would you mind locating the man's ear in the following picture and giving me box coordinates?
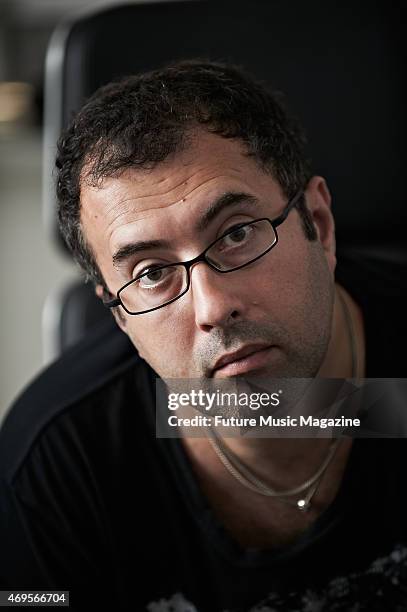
[305,176,336,273]
[95,285,104,300]
[95,284,127,332]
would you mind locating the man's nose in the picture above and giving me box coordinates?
[189,262,246,332]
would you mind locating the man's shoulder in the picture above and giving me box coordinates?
[0,318,156,482]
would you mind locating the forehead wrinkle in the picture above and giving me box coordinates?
[97,153,255,242]
[105,173,236,235]
[102,172,198,217]
[172,172,242,201]
[107,199,185,245]
[105,163,216,205]
[108,160,245,209]
[103,192,184,235]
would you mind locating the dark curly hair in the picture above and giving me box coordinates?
[56,59,316,289]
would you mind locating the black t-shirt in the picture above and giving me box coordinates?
[0,256,406,611]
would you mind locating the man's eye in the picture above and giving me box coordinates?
[133,262,163,279]
[136,265,161,279]
[220,224,253,247]
[137,267,171,289]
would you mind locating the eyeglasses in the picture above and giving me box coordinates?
[103,190,303,315]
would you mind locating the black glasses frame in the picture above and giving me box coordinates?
[104,190,303,315]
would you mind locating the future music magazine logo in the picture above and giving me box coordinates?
[155,378,407,438]
[155,377,372,437]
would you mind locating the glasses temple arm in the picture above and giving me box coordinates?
[103,297,121,309]
[272,190,304,228]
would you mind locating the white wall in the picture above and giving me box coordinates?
[0,127,78,423]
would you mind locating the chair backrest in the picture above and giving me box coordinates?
[42,0,406,353]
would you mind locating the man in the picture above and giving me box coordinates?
[0,61,406,611]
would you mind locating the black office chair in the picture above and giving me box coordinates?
[42,0,406,355]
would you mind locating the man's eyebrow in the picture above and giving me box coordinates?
[112,239,172,269]
[112,191,259,269]
[195,191,259,232]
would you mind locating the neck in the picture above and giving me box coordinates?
[181,282,365,503]
[319,282,365,379]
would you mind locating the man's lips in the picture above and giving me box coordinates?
[211,344,274,377]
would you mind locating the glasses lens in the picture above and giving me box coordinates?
[119,265,188,314]
[206,219,277,271]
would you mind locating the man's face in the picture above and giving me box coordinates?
[81,131,336,380]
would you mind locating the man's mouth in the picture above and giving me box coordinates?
[211,344,274,377]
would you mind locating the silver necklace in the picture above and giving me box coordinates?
[208,430,341,511]
[207,286,357,512]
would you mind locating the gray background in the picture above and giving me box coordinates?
[0,0,167,422]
